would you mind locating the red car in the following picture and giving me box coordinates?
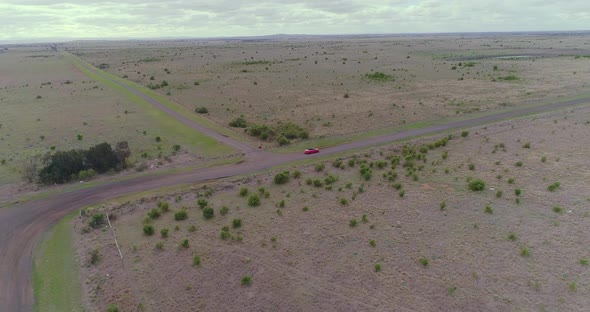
[304,148,320,154]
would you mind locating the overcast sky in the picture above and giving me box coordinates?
[0,0,589,40]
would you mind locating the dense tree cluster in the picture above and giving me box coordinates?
[38,142,130,184]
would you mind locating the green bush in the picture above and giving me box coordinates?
[160,228,169,238]
[106,304,120,312]
[248,194,260,207]
[547,182,561,192]
[349,219,358,227]
[484,206,493,214]
[340,198,348,206]
[174,209,188,221]
[369,240,376,247]
[193,255,201,266]
[277,135,290,146]
[274,171,290,184]
[514,189,522,196]
[419,258,429,266]
[220,206,229,216]
[158,201,169,212]
[203,207,214,219]
[143,224,155,236]
[241,275,252,286]
[229,116,247,128]
[552,206,563,214]
[461,131,469,138]
[89,214,105,228]
[365,72,393,82]
[468,179,485,191]
[374,263,382,272]
[312,179,323,187]
[147,208,161,219]
[180,239,189,248]
[232,218,242,228]
[195,107,208,114]
[239,187,249,197]
[292,170,301,178]
[197,199,208,209]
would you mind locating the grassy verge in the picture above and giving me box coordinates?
[67,53,251,146]
[70,57,234,158]
[33,212,83,312]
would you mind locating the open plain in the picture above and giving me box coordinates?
[0,32,589,312]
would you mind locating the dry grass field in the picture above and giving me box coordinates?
[0,47,234,186]
[67,34,590,142]
[72,104,590,312]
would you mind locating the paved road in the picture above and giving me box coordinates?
[1,60,589,311]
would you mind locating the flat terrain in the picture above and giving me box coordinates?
[1,34,589,312]
[71,104,590,312]
[67,34,590,140]
[0,47,234,185]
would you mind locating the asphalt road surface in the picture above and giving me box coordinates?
[1,60,588,311]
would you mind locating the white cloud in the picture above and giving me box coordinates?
[0,0,588,40]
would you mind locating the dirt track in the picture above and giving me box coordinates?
[0,60,589,311]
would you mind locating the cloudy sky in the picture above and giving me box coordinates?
[0,0,589,40]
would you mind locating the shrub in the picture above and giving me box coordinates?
[203,207,214,219]
[552,206,563,214]
[277,135,290,146]
[484,206,493,214]
[468,179,485,191]
[315,163,325,172]
[374,263,382,272]
[160,228,169,238]
[232,218,242,228]
[522,142,531,148]
[158,201,169,212]
[106,304,120,312]
[89,214,105,228]
[340,198,348,206]
[155,241,164,250]
[440,201,446,210]
[143,224,155,236]
[220,206,229,216]
[419,258,429,266]
[507,178,515,184]
[248,194,260,207]
[196,199,208,209]
[88,249,100,265]
[362,214,368,223]
[229,116,247,128]
[241,275,252,286]
[365,72,393,82]
[312,179,323,187]
[349,219,358,227]
[195,107,208,114]
[369,240,376,247]
[274,171,290,184]
[547,182,561,192]
[193,255,201,266]
[302,206,309,212]
[515,161,523,167]
[292,170,301,178]
[147,208,161,219]
[496,190,503,198]
[520,246,530,257]
[220,227,230,240]
[360,164,372,181]
[174,209,188,221]
[188,225,197,232]
[180,239,189,248]
[468,163,475,170]
[461,131,469,138]
[508,233,517,241]
[398,190,405,197]
[239,187,249,197]
[580,258,589,266]
[514,189,522,196]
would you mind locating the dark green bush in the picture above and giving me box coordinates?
[197,199,208,209]
[274,171,290,184]
[174,209,188,221]
[232,218,242,228]
[229,116,247,128]
[89,214,105,228]
[203,207,214,219]
[147,208,160,219]
[195,107,208,114]
[468,179,485,191]
[143,224,155,236]
[248,194,260,207]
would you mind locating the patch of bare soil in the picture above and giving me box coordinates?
[73,105,590,311]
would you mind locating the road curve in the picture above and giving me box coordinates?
[1,70,589,311]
